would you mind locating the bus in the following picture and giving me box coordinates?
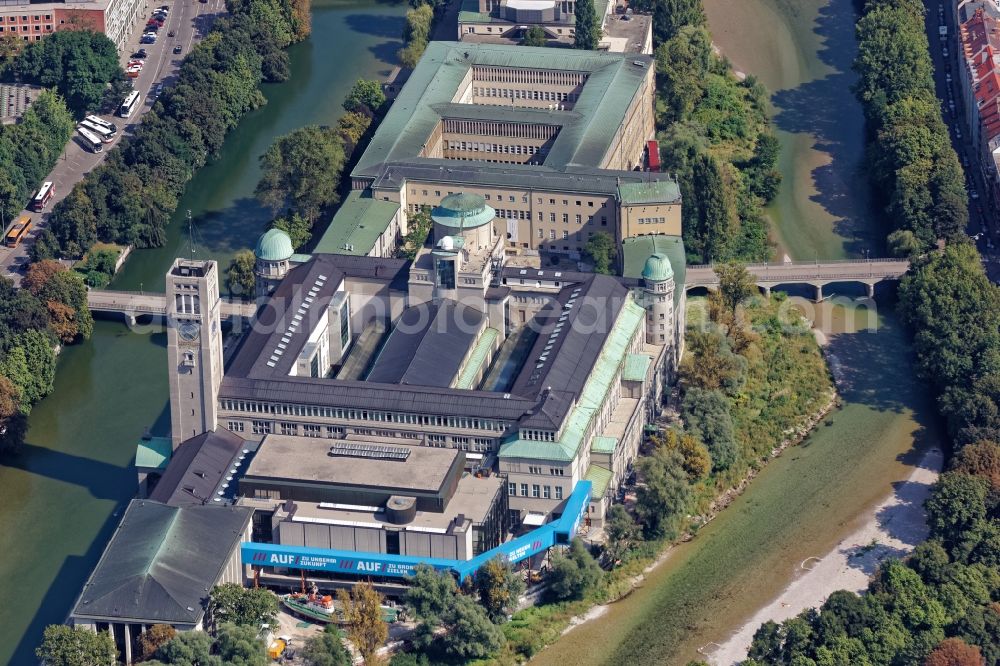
[4,215,32,248]
[31,182,54,212]
[118,90,141,118]
[85,115,118,136]
[79,120,115,143]
[77,126,105,153]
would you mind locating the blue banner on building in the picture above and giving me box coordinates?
[242,480,591,581]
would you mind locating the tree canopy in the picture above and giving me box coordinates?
[36,625,117,666]
[546,538,603,601]
[207,583,278,629]
[574,0,601,50]
[255,124,346,222]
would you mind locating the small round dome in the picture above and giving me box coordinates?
[438,235,455,251]
[642,253,673,282]
[431,192,495,229]
[255,228,294,262]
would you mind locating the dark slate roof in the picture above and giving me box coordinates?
[227,254,410,380]
[219,376,536,421]
[366,300,485,387]
[72,500,252,625]
[510,274,628,407]
[500,265,592,285]
[149,429,246,506]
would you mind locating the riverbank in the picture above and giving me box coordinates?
[709,443,943,664]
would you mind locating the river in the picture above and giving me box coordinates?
[531,0,941,664]
[0,2,406,662]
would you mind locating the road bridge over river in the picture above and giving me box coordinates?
[87,289,257,323]
[685,259,910,300]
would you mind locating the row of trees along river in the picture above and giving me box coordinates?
[0,0,941,664]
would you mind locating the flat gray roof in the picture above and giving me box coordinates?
[243,434,462,495]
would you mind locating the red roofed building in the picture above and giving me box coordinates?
[959,4,1000,214]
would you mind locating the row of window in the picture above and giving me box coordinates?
[521,429,556,442]
[471,87,578,104]
[0,24,51,32]
[526,465,566,476]
[232,418,497,451]
[220,399,509,432]
[472,65,588,87]
[0,14,52,21]
[509,482,564,500]
[407,189,603,211]
[636,216,668,225]
[443,118,558,140]
[443,140,544,155]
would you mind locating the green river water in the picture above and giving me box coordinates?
[0,2,407,662]
[1,0,938,664]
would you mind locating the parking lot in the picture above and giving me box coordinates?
[0,0,227,282]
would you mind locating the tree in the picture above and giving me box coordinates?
[145,630,219,666]
[678,329,746,393]
[207,583,278,629]
[15,31,122,117]
[0,375,20,423]
[547,538,602,601]
[0,330,57,413]
[925,637,986,666]
[214,623,268,665]
[574,0,601,50]
[604,504,641,562]
[23,260,67,296]
[680,388,738,471]
[343,79,385,116]
[255,125,346,221]
[137,625,176,662]
[635,448,692,538]
[655,27,712,120]
[654,428,711,480]
[716,262,756,314]
[888,229,923,257]
[228,250,257,300]
[522,25,547,47]
[686,152,734,262]
[272,213,312,250]
[400,206,432,260]
[337,581,388,664]
[36,625,117,666]
[438,594,506,660]
[300,625,351,666]
[473,556,524,622]
[584,231,615,274]
[336,112,372,154]
[951,440,1000,490]
[405,564,457,625]
[924,473,989,554]
[398,5,433,68]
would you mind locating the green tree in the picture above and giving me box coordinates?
[300,625,351,666]
[473,556,524,622]
[635,448,692,538]
[678,329,746,393]
[398,5,433,68]
[887,229,923,257]
[255,125,346,222]
[924,473,989,555]
[655,27,712,120]
[0,330,56,413]
[716,261,757,314]
[144,630,218,666]
[400,206,433,260]
[604,504,641,562]
[272,213,312,250]
[687,152,733,262]
[654,428,711,480]
[207,583,278,629]
[214,623,268,666]
[337,581,388,664]
[547,538,602,601]
[336,111,372,153]
[574,0,601,50]
[405,564,458,625]
[584,231,615,274]
[681,387,737,471]
[438,594,506,659]
[343,79,386,116]
[36,625,117,666]
[228,250,257,300]
[521,25,547,46]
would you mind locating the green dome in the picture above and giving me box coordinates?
[431,192,495,229]
[642,253,673,282]
[255,228,294,262]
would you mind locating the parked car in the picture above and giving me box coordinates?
[173,44,183,54]
[133,48,148,58]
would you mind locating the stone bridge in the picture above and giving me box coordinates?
[685,259,911,301]
[87,289,257,323]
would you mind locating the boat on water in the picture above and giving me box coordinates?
[280,591,400,625]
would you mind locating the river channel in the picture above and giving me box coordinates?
[531,0,940,664]
[0,1,406,662]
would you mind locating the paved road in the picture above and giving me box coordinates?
[927,0,1000,281]
[0,0,227,282]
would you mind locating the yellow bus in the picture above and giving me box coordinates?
[4,215,32,248]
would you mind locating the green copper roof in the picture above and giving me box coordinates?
[622,234,686,307]
[455,327,500,389]
[352,42,655,179]
[255,228,294,262]
[136,437,172,470]
[618,180,682,205]
[314,191,400,256]
[584,464,613,497]
[591,435,617,454]
[500,298,646,462]
[641,252,673,282]
[622,353,651,382]
[432,192,495,229]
